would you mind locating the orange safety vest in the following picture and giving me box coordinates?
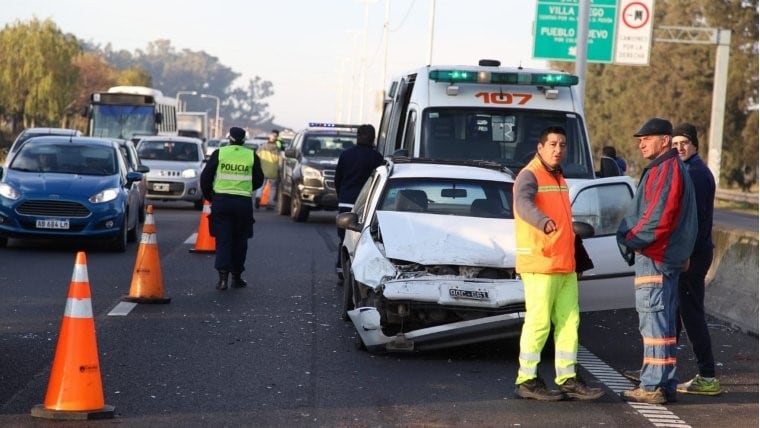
[514,156,575,274]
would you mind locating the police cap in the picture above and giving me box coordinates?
[229,127,246,143]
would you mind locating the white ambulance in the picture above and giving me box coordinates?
[375,59,636,311]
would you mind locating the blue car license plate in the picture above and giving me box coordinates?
[36,219,70,230]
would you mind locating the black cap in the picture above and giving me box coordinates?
[673,123,699,149]
[633,118,672,137]
[229,127,246,143]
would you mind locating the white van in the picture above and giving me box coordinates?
[376,59,636,311]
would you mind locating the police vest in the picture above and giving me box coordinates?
[213,145,254,197]
[514,156,575,274]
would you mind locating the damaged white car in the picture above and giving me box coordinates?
[337,159,525,352]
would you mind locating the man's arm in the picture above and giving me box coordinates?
[200,151,219,201]
[513,170,550,232]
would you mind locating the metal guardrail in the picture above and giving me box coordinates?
[715,189,758,204]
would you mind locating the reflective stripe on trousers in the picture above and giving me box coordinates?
[516,272,579,385]
[634,254,679,393]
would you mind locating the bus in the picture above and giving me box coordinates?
[84,86,178,140]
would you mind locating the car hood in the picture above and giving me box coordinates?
[376,211,515,267]
[5,171,119,196]
[302,158,338,169]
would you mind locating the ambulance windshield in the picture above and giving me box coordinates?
[419,108,593,178]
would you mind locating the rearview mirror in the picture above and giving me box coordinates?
[336,212,362,232]
[573,221,595,239]
[441,188,467,198]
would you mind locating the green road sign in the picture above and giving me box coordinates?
[533,0,618,63]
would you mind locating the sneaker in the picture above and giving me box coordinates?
[516,378,564,401]
[620,387,667,404]
[622,369,641,383]
[560,376,605,400]
[677,375,722,396]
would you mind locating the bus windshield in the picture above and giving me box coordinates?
[91,105,156,140]
[419,108,593,178]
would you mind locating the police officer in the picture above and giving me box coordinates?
[201,126,264,290]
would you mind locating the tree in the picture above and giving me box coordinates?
[227,77,275,129]
[0,18,80,132]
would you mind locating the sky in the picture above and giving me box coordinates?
[2,0,547,131]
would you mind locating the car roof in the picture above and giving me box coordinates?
[21,136,119,148]
[389,160,514,182]
[19,127,81,136]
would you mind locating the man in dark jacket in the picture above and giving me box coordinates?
[333,124,384,279]
[671,123,721,395]
[201,126,264,290]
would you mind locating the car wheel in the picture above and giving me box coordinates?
[290,185,309,222]
[110,217,128,253]
[277,185,291,216]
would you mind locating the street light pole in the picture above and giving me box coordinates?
[201,94,221,138]
[175,91,197,112]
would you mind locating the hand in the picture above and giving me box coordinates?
[543,219,557,234]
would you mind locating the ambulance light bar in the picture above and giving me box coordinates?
[428,70,579,86]
[308,122,360,129]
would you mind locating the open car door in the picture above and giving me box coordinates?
[569,176,636,311]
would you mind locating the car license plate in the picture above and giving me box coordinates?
[449,288,489,300]
[153,183,170,192]
[36,219,70,230]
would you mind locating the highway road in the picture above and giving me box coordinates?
[0,203,756,427]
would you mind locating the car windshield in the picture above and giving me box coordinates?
[302,134,356,157]
[138,141,199,161]
[419,107,593,178]
[378,177,513,218]
[11,143,117,175]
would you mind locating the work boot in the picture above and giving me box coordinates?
[216,271,229,290]
[231,272,247,288]
[620,387,667,404]
[559,376,605,400]
[515,378,564,401]
[622,369,641,383]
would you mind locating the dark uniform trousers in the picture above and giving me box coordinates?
[211,194,254,274]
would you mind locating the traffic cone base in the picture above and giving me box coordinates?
[31,404,115,420]
[32,252,114,420]
[123,205,171,304]
[190,199,215,254]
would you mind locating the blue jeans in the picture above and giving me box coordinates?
[634,254,679,394]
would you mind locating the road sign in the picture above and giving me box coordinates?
[533,0,619,63]
[614,0,655,65]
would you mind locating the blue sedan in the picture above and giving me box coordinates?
[0,136,143,252]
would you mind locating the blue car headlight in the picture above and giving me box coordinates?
[0,183,20,200]
[89,188,119,203]
[181,169,198,178]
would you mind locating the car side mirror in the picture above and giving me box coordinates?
[336,212,362,232]
[126,171,144,183]
[284,148,297,158]
[573,221,595,239]
[137,165,150,173]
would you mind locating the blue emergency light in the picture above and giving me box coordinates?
[429,69,578,86]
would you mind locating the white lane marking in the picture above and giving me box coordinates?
[107,301,138,316]
[185,232,197,245]
[578,346,691,428]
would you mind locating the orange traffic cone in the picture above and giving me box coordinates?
[123,205,171,303]
[31,252,115,420]
[189,199,215,253]
[260,180,271,207]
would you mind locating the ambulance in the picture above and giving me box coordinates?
[375,59,637,311]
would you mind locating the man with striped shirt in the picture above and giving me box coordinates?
[617,118,697,404]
